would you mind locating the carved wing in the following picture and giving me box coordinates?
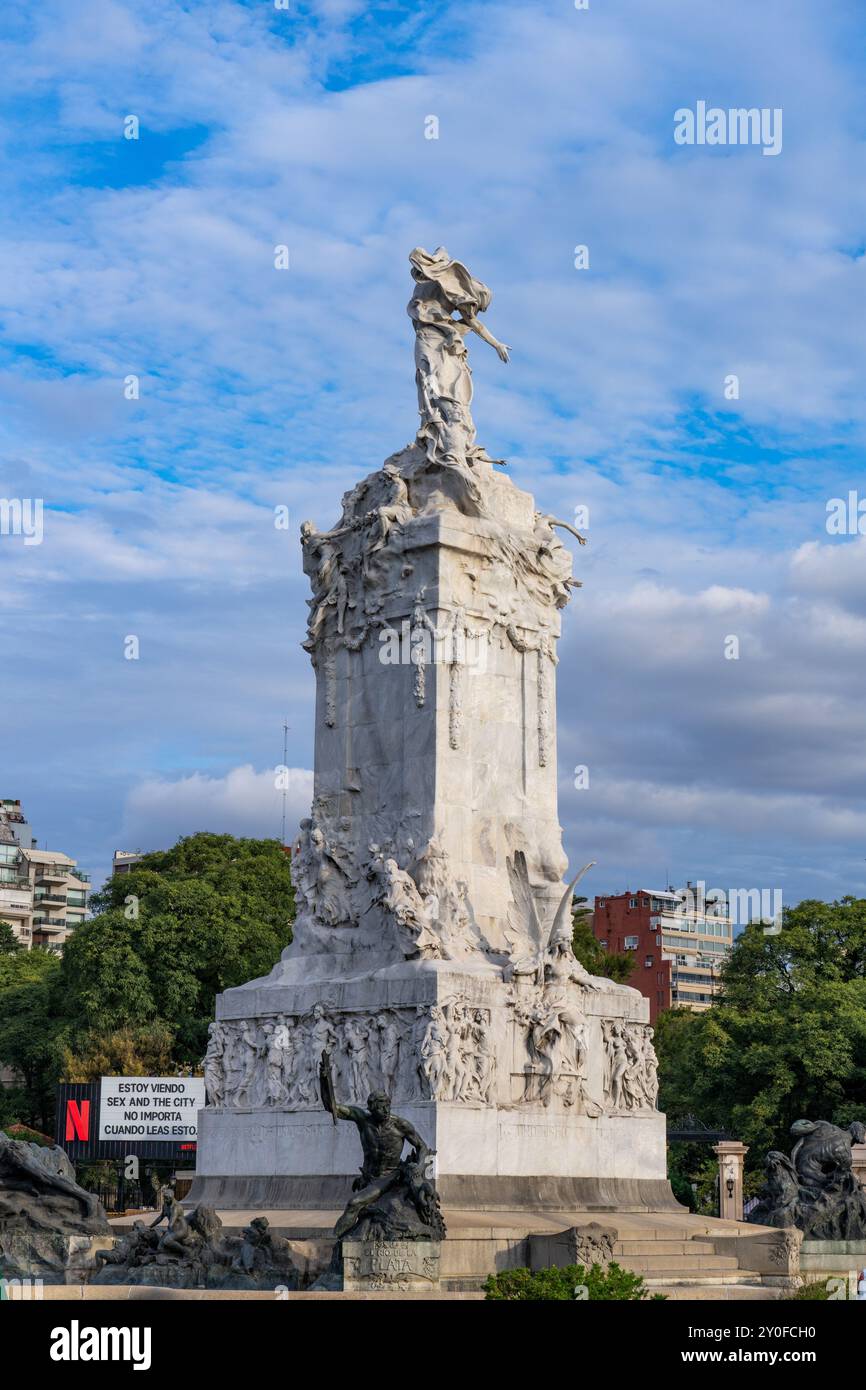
[506,850,544,951]
[546,862,596,950]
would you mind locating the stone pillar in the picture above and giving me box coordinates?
[852,1142,866,1194]
[714,1141,749,1222]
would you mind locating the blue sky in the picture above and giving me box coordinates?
[1,0,865,907]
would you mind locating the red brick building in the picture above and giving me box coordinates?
[592,885,733,1023]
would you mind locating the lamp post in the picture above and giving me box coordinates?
[713,1141,749,1222]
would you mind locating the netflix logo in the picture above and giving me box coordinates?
[65,1098,91,1143]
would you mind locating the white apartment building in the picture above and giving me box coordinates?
[651,883,735,1010]
[0,798,90,951]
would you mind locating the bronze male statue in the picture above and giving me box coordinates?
[318,1052,445,1241]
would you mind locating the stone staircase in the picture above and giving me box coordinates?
[613,1234,778,1300]
[175,1207,796,1299]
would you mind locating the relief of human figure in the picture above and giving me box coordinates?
[602,1022,630,1112]
[419,1004,449,1100]
[202,1022,226,1108]
[301,524,350,651]
[621,1025,651,1111]
[641,1027,659,1109]
[293,820,351,928]
[519,999,562,1104]
[367,854,443,959]
[295,1004,336,1107]
[375,1012,402,1096]
[467,1008,495,1103]
[442,1000,471,1102]
[412,835,486,958]
[341,1014,372,1103]
[361,464,413,595]
[529,512,585,608]
[407,246,509,473]
[233,1020,261,1109]
[263,1017,292,1107]
[221,1024,245,1108]
[408,1004,431,1099]
[280,1020,302,1106]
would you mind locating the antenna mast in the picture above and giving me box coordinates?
[281,718,289,846]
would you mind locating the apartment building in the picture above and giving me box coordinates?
[112,850,145,875]
[592,883,734,1021]
[0,798,90,951]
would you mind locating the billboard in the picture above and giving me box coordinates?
[56,1077,205,1162]
[98,1076,205,1142]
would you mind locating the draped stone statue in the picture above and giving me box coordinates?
[407,246,509,472]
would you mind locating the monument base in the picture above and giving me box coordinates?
[192,959,672,1217]
[340,1239,442,1293]
[186,1172,681,1213]
[165,1207,793,1296]
[800,1239,866,1284]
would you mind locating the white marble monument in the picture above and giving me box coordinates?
[190,247,673,1212]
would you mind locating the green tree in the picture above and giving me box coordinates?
[0,919,22,954]
[0,833,296,1131]
[656,898,866,1161]
[61,833,296,1068]
[60,1023,177,1081]
[572,898,635,985]
[0,947,65,1131]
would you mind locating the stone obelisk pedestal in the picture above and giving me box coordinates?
[191,456,671,1215]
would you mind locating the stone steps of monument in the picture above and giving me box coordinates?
[648,1282,781,1301]
[618,1254,743,1273]
[642,1269,764,1287]
[615,1239,718,1257]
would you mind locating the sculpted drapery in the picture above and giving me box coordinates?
[407,246,509,469]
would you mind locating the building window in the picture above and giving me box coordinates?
[624,934,639,950]
[597,899,605,908]
[628,898,637,909]
[644,956,653,968]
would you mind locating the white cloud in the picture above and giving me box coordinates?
[2,0,865,906]
[120,764,314,849]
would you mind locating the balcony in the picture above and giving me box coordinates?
[35,866,70,883]
[35,893,67,906]
[31,917,67,933]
